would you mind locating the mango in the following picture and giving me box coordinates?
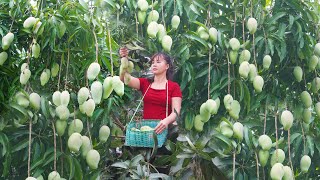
[77,87,89,105]
[194,115,204,132]
[280,110,293,130]
[86,149,100,169]
[253,75,264,93]
[16,92,29,108]
[248,64,257,82]
[233,122,243,141]
[229,38,240,51]
[87,62,101,81]
[206,99,218,114]
[40,71,49,86]
[52,91,61,106]
[23,17,37,29]
[138,11,146,24]
[247,17,257,34]
[293,66,303,82]
[315,102,320,117]
[197,27,209,40]
[56,120,67,136]
[103,77,113,99]
[208,27,218,44]
[220,121,233,138]
[300,91,312,108]
[26,177,37,180]
[84,99,95,117]
[147,10,159,24]
[258,134,272,150]
[29,93,41,111]
[55,105,70,120]
[270,149,285,166]
[259,150,269,167]
[239,61,250,79]
[33,21,43,35]
[223,94,233,111]
[121,57,129,69]
[2,32,14,50]
[302,108,311,124]
[68,119,83,136]
[309,55,319,71]
[229,100,240,120]
[270,163,284,180]
[20,68,31,85]
[112,76,124,96]
[21,63,29,72]
[51,63,59,78]
[0,52,8,65]
[147,21,159,38]
[157,24,166,42]
[171,15,180,30]
[32,43,40,58]
[263,55,272,70]
[282,166,293,180]
[229,50,238,64]
[314,43,320,57]
[311,77,320,93]
[68,132,82,153]
[91,81,103,104]
[300,155,311,173]
[60,90,70,106]
[99,125,110,143]
[162,35,172,52]
[48,171,60,180]
[137,0,148,11]
[124,72,131,85]
[239,50,251,64]
[81,136,92,158]
[127,61,134,73]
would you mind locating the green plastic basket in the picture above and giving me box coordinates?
[125,120,168,148]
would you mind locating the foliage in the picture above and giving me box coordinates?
[0,0,320,179]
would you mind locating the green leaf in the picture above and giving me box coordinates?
[0,132,9,157]
[12,138,29,153]
[40,96,50,120]
[307,135,314,156]
[111,162,129,169]
[184,32,208,48]
[73,157,83,180]
[189,4,200,16]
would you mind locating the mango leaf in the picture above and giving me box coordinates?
[12,138,30,153]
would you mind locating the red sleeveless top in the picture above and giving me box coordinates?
[138,78,182,120]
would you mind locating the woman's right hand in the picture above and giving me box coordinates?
[119,47,128,58]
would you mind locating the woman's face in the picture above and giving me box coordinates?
[151,56,169,75]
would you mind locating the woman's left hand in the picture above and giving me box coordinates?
[155,119,169,134]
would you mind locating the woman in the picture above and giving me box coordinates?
[119,47,182,134]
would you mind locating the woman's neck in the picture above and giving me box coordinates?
[153,74,167,83]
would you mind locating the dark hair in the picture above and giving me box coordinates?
[148,52,174,82]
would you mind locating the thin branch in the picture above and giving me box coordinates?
[52,121,57,171]
[92,28,99,63]
[28,119,32,177]
[57,53,63,91]
[64,47,70,90]
[300,122,306,155]
[208,49,211,100]
[255,151,259,180]
[227,52,231,94]
[107,28,113,76]
[232,150,236,180]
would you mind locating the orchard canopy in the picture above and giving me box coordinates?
[1,0,320,179]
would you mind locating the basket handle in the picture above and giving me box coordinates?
[128,81,169,125]
[128,84,151,125]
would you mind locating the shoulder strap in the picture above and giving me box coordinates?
[128,84,151,124]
